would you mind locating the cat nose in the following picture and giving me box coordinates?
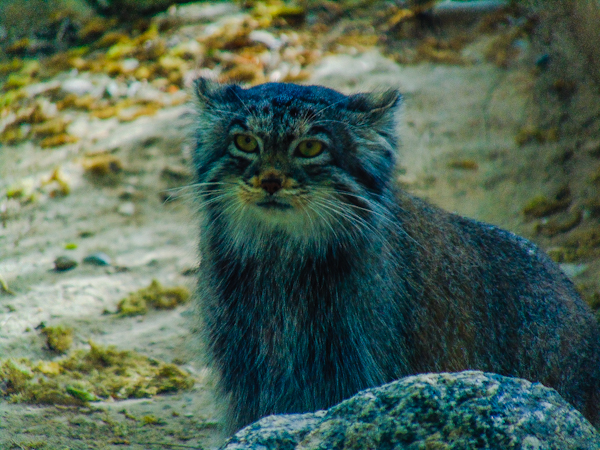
[261,177,282,195]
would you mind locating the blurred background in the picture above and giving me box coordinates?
[1,1,600,448]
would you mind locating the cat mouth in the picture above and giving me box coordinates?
[256,199,292,210]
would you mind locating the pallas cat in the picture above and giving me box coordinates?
[191,78,600,432]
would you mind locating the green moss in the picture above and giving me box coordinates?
[522,187,571,219]
[591,167,600,184]
[141,414,165,426]
[16,441,46,450]
[2,73,32,90]
[0,88,25,108]
[66,385,100,402]
[576,284,600,311]
[547,226,600,262]
[42,325,74,354]
[117,292,148,316]
[534,210,582,237]
[117,279,190,317]
[0,359,34,395]
[0,342,194,406]
[0,58,24,75]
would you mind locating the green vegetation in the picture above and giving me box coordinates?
[117,279,190,317]
[0,342,194,406]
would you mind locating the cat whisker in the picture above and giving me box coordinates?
[312,97,351,119]
[334,192,395,224]
[306,201,342,244]
[298,202,325,255]
[200,106,243,119]
[167,181,238,193]
[334,191,423,249]
[192,191,239,214]
[231,89,259,122]
[313,197,388,245]
[164,182,237,202]
[311,198,375,244]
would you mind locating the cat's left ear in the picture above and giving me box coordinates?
[346,89,402,129]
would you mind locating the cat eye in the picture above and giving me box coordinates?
[234,134,259,153]
[296,140,324,158]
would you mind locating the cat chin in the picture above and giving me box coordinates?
[217,202,335,254]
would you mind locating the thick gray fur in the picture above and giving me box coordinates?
[191,79,600,432]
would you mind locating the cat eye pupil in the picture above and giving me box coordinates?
[234,134,258,153]
[297,140,323,158]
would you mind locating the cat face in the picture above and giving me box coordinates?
[192,79,401,249]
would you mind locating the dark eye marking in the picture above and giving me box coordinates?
[228,118,248,131]
[307,125,331,136]
[227,154,253,169]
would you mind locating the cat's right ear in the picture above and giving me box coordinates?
[193,78,224,110]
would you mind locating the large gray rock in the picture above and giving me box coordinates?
[222,371,600,450]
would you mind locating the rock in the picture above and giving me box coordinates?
[222,371,600,450]
[154,2,240,24]
[249,30,282,50]
[559,263,588,278]
[84,0,191,17]
[61,78,94,96]
[83,252,112,266]
[117,202,135,216]
[54,256,77,272]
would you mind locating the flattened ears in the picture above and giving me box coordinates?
[346,89,403,127]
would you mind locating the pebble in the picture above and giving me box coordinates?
[249,30,282,50]
[559,263,588,279]
[118,202,136,216]
[54,256,78,271]
[83,252,112,266]
[61,78,94,96]
[158,2,240,24]
[120,58,140,73]
[24,80,61,97]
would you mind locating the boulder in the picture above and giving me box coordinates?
[222,371,600,450]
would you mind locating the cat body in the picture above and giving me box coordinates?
[191,79,600,431]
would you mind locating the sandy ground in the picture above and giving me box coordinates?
[1,9,599,449]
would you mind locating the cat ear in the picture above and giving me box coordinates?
[193,78,225,109]
[346,89,402,128]
[194,78,245,115]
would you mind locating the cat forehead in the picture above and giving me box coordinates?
[233,84,349,128]
[242,82,346,104]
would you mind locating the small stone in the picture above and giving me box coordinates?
[54,256,77,271]
[559,263,588,278]
[249,30,282,50]
[118,202,135,216]
[83,252,112,266]
[61,78,94,96]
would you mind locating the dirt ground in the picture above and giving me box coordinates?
[1,2,600,449]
